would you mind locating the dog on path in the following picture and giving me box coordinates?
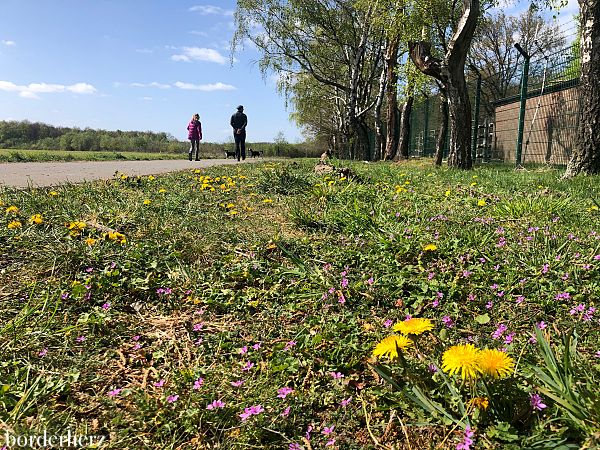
[224,150,236,159]
[249,149,263,158]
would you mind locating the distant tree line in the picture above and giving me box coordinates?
[0,120,320,158]
[0,120,185,153]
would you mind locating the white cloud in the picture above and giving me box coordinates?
[130,82,171,89]
[1,40,16,46]
[0,80,96,98]
[135,48,153,54]
[171,47,228,64]
[174,81,236,91]
[189,5,234,16]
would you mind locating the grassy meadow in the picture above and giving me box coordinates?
[0,159,599,449]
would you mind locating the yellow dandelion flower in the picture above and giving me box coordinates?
[143,199,151,205]
[49,191,59,197]
[7,220,22,229]
[472,175,478,179]
[423,244,437,252]
[477,199,487,207]
[68,221,86,232]
[471,182,478,187]
[229,210,238,215]
[148,175,156,181]
[85,238,97,246]
[263,198,273,203]
[29,214,43,224]
[393,317,434,335]
[6,205,19,214]
[470,397,489,410]
[226,203,235,208]
[395,185,406,194]
[588,205,599,212]
[445,190,451,197]
[477,349,514,379]
[441,344,480,380]
[372,335,412,360]
[158,188,167,194]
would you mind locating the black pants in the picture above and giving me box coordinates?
[234,131,246,161]
[189,139,200,160]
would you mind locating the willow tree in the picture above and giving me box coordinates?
[232,0,384,160]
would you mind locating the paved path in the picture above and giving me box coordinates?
[0,158,261,188]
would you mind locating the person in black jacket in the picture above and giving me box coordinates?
[230,105,248,161]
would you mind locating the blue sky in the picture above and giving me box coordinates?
[0,1,579,144]
[0,1,303,143]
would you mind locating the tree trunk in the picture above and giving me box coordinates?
[408,0,479,169]
[435,88,448,166]
[384,38,400,161]
[445,68,473,168]
[398,95,414,159]
[564,0,600,177]
[374,51,388,161]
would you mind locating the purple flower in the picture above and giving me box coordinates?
[504,333,515,344]
[383,319,393,328]
[283,341,296,351]
[38,348,48,357]
[239,346,248,355]
[102,302,111,310]
[193,322,203,331]
[542,264,549,274]
[153,379,165,388]
[76,335,86,343]
[366,277,374,285]
[341,278,349,288]
[330,371,344,379]
[132,335,140,341]
[193,378,204,390]
[428,364,438,373]
[277,386,294,399]
[206,400,225,410]
[442,316,454,328]
[231,379,245,387]
[281,406,291,417]
[252,342,261,350]
[432,299,439,308]
[242,361,254,371]
[322,425,335,435]
[486,301,493,310]
[167,394,179,403]
[326,439,336,447]
[289,444,302,450]
[338,291,346,304]
[108,388,122,398]
[239,404,264,421]
[515,295,525,305]
[530,393,547,411]
[492,324,507,339]
[536,321,547,329]
[456,425,474,450]
[340,396,352,407]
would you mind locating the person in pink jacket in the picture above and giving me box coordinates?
[187,113,203,161]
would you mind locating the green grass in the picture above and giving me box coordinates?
[0,160,599,449]
[0,149,189,163]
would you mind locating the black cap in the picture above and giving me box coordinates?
[237,105,244,111]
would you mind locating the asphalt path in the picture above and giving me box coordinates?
[0,158,263,188]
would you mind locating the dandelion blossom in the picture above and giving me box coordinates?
[393,317,434,336]
[442,344,480,380]
[423,244,438,252]
[477,349,514,379]
[372,335,412,360]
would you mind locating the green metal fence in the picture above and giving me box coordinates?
[406,41,581,165]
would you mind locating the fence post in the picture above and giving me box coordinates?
[515,43,530,167]
[423,98,430,156]
[472,71,482,162]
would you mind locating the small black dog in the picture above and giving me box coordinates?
[224,150,236,159]
[249,149,262,158]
